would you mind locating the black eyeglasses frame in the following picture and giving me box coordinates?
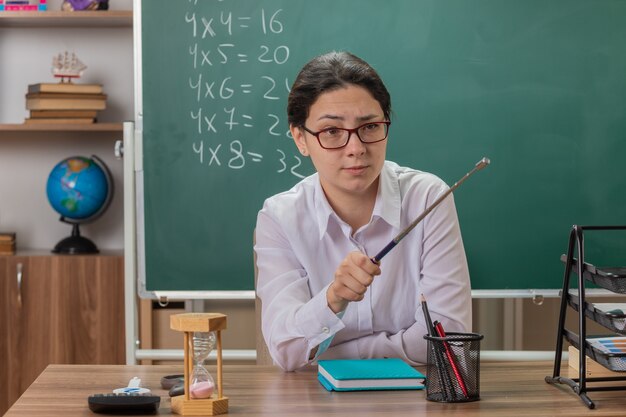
[301,121,391,150]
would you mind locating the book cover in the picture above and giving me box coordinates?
[30,110,98,119]
[588,336,626,354]
[28,83,103,95]
[3,0,46,11]
[26,92,106,100]
[0,238,16,255]
[317,358,425,391]
[568,346,619,377]
[0,242,15,251]
[25,118,95,125]
[26,97,107,111]
[0,232,16,242]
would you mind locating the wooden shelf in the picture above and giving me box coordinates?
[1,249,124,257]
[0,10,132,28]
[0,123,123,132]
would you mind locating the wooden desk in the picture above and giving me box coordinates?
[5,362,626,416]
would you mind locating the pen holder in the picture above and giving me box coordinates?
[423,332,484,403]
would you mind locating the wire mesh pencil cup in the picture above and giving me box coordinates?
[423,332,484,403]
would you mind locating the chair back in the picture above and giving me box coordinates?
[254,232,273,365]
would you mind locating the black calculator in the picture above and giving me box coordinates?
[87,392,160,414]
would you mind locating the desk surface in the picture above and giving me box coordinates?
[5,362,626,416]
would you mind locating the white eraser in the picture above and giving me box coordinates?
[112,376,151,395]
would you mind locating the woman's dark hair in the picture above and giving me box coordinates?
[287,51,391,127]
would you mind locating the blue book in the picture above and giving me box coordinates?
[317,358,425,392]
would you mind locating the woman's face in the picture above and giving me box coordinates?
[291,85,388,204]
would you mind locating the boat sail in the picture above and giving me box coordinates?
[52,52,87,82]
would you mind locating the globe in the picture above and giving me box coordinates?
[46,155,113,254]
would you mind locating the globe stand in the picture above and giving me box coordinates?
[52,222,99,254]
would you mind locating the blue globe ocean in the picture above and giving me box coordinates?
[46,156,109,221]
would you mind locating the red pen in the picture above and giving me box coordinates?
[434,321,469,398]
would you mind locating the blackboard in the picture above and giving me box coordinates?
[138,0,626,293]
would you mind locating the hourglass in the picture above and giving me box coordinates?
[190,331,216,399]
[170,313,229,415]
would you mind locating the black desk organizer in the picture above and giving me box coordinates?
[546,225,626,409]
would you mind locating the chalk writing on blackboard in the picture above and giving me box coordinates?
[183,4,303,178]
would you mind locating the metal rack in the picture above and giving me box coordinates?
[546,225,626,409]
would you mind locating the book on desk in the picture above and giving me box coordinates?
[317,358,425,392]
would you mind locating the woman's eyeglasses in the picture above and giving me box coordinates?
[302,121,390,150]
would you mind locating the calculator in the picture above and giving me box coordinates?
[87,392,160,414]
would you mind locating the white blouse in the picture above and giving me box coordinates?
[254,161,472,371]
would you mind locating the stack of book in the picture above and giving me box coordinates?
[0,232,16,255]
[1,0,47,11]
[25,83,106,125]
[317,358,425,391]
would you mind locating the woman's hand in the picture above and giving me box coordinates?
[326,251,381,313]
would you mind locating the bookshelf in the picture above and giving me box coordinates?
[0,8,132,412]
[0,123,123,133]
[0,2,133,248]
[0,9,132,131]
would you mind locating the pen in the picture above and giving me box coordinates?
[421,294,455,400]
[434,320,469,398]
[420,294,437,336]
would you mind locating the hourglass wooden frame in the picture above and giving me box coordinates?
[170,313,228,416]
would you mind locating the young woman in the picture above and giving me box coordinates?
[254,51,471,371]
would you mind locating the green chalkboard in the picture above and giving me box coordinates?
[139,0,626,292]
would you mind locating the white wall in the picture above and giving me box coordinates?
[0,0,133,250]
